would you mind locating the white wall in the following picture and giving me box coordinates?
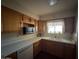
[2,0,39,20]
[42,10,77,40]
[40,10,76,20]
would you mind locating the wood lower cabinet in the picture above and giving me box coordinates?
[63,44,76,59]
[40,39,76,59]
[33,41,41,57]
[41,39,63,58]
[5,39,76,59]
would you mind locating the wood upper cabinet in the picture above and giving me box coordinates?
[35,20,38,32]
[38,20,43,33]
[33,41,41,57]
[22,15,35,25]
[2,6,22,32]
[22,15,29,23]
[1,6,37,33]
[31,18,35,24]
[38,20,45,33]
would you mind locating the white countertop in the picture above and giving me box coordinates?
[40,37,75,44]
[1,36,76,57]
[2,37,41,57]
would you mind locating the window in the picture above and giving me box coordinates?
[47,20,64,34]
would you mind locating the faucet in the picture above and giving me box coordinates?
[54,36,56,38]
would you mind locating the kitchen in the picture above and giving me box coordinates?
[1,0,78,59]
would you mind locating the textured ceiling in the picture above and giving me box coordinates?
[2,0,77,16]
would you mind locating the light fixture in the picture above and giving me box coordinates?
[49,0,58,6]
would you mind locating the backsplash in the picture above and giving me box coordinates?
[2,32,37,40]
[1,32,18,40]
[1,32,37,47]
[43,33,74,40]
[73,33,78,41]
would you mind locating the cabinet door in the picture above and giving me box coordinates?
[30,18,35,24]
[64,44,76,59]
[23,15,35,25]
[40,39,46,52]
[2,6,22,32]
[38,21,45,33]
[41,39,63,58]
[23,15,30,24]
[33,41,41,57]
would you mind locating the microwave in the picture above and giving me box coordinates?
[22,27,35,34]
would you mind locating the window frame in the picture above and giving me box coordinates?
[47,19,65,34]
